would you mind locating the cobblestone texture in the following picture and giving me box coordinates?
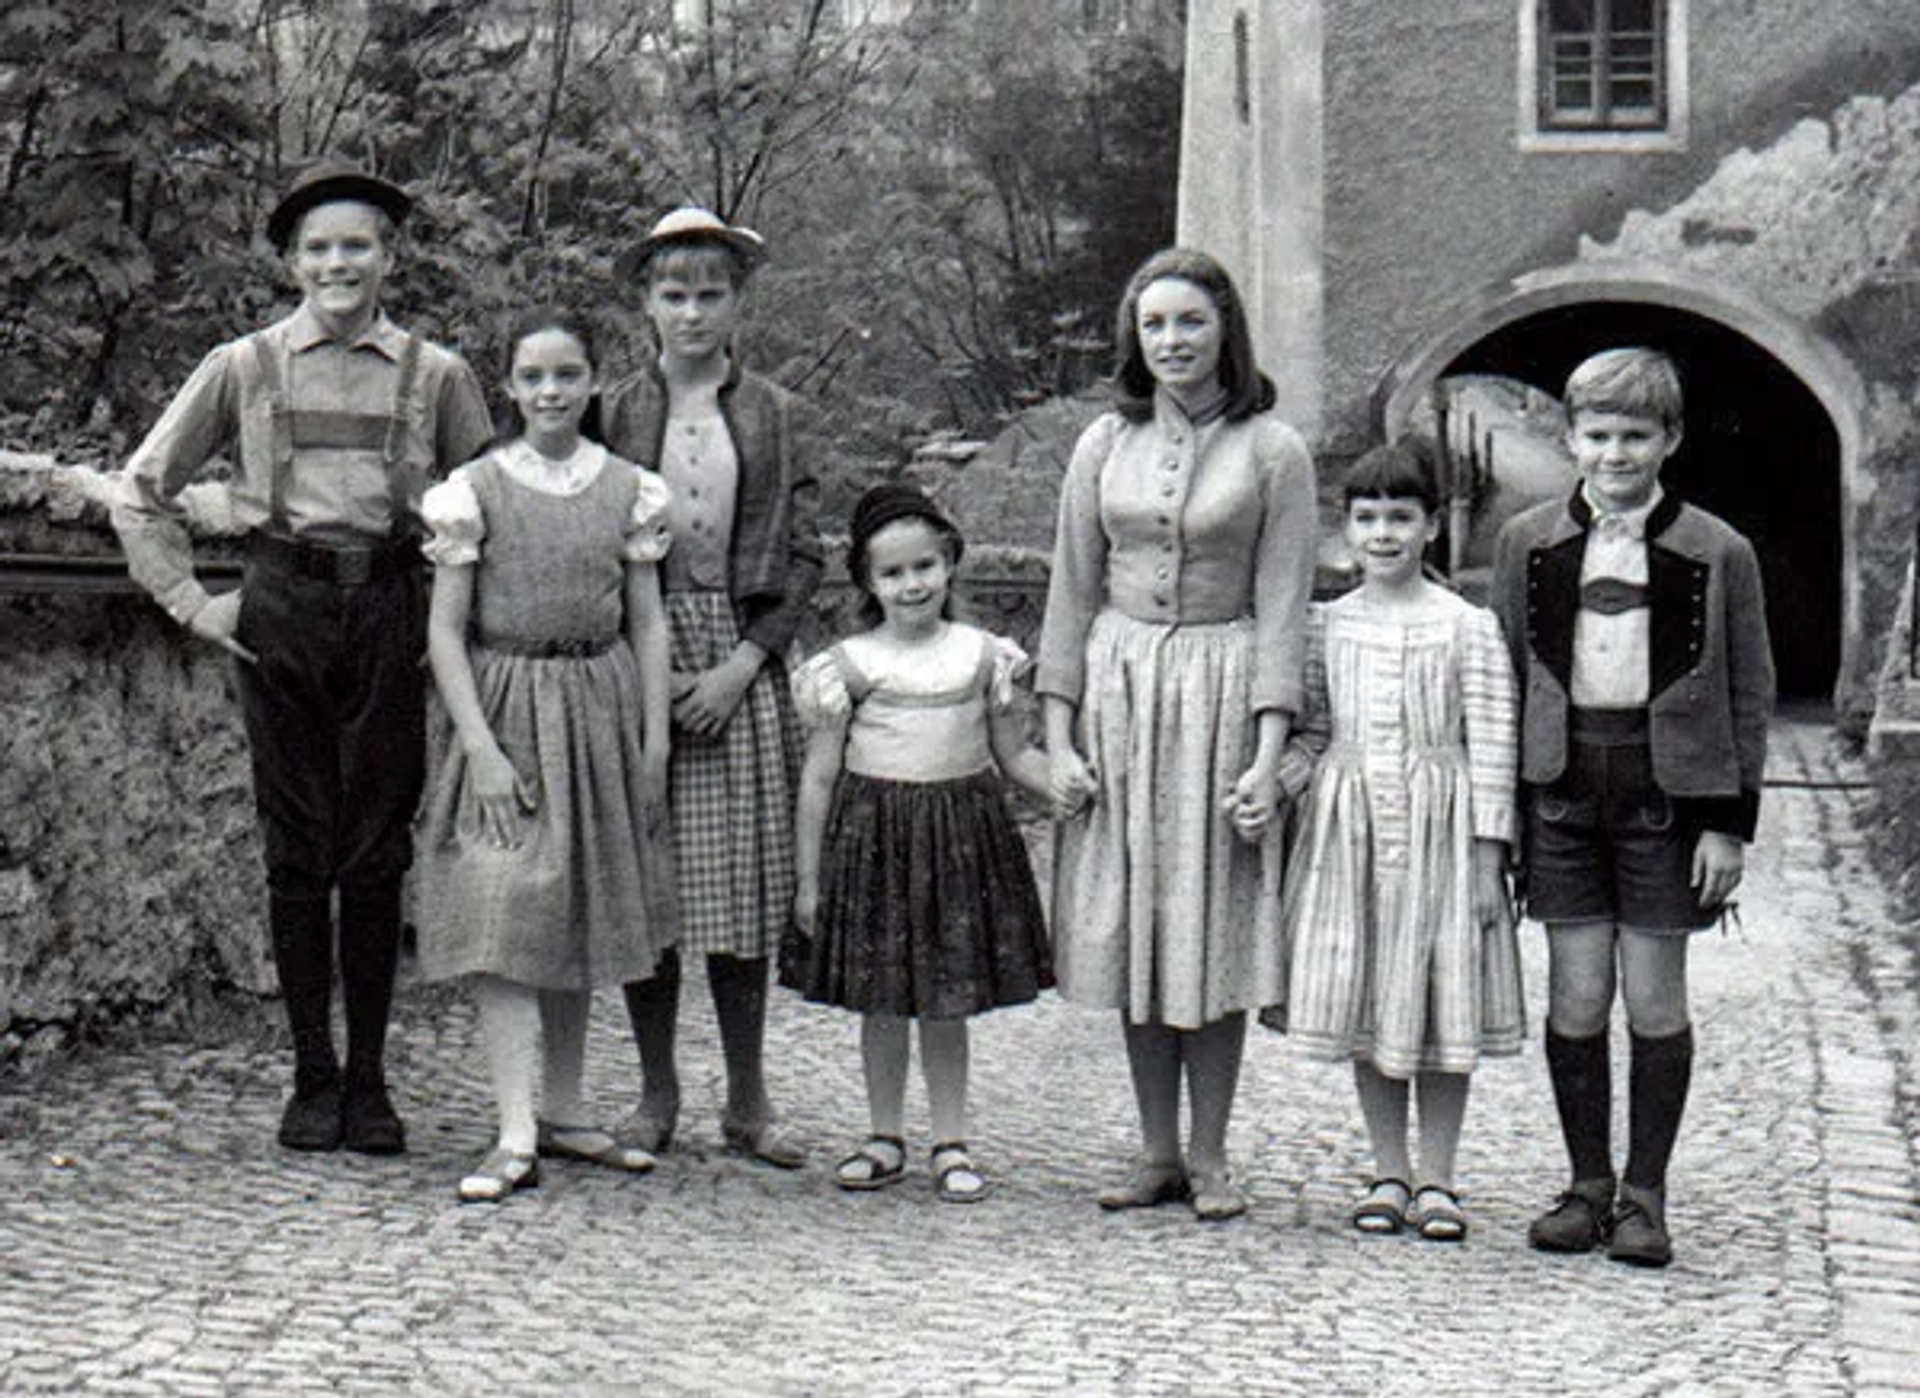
[1,714,1916,1394]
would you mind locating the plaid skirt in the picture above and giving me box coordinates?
[792,770,1052,1019]
[667,590,800,958]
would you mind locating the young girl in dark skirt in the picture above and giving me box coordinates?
[789,483,1055,1202]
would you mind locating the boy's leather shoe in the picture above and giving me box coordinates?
[341,1079,406,1155]
[278,1082,343,1152]
[1608,1185,1673,1268]
[1527,1175,1616,1252]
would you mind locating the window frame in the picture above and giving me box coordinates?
[1518,0,1688,153]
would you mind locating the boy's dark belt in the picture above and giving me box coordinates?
[247,531,419,587]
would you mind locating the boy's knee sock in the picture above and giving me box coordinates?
[337,877,403,1087]
[1625,1025,1694,1193]
[1545,1027,1613,1182]
[270,891,338,1093]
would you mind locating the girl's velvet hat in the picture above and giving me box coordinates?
[848,482,963,567]
[266,159,412,252]
[614,206,766,282]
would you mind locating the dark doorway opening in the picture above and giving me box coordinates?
[1449,301,1841,697]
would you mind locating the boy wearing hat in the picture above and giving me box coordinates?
[112,159,493,1154]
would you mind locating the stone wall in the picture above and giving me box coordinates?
[0,457,268,1070]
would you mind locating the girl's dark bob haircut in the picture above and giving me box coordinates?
[1342,439,1442,516]
[1111,247,1276,425]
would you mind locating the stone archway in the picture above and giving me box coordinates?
[1376,262,1864,699]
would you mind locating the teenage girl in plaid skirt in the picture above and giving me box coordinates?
[599,208,824,1167]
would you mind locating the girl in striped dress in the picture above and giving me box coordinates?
[1266,441,1522,1242]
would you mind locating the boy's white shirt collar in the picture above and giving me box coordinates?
[1581,481,1665,537]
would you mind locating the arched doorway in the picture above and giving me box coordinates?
[1378,266,1858,700]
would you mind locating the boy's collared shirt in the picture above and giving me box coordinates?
[114,305,491,625]
[1570,483,1662,708]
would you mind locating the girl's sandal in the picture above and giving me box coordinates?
[930,1140,991,1204]
[611,1096,678,1155]
[1187,1167,1248,1222]
[1097,1161,1189,1211]
[1351,1177,1413,1235]
[536,1121,657,1173]
[834,1134,907,1192]
[1408,1184,1470,1242]
[458,1147,540,1204]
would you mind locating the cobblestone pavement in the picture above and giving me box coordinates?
[3,713,1918,1396]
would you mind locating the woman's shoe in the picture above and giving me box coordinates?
[834,1135,907,1192]
[458,1147,540,1204]
[1097,1161,1189,1211]
[1187,1167,1248,1222]
[1350,1177,1412,1235]
[1408,1184,1469,1242]
[536,1121,657,1173]
[930,1141,992,1204]
[721,1117,808,1170]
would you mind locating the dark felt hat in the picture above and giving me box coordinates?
[848,482,963,569]
[613,206,766,283]
[266,159,412,252]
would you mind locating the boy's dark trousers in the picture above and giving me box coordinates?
[234,541,426,1145]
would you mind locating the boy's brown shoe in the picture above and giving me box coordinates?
[1527,1175,1616,1252]
[1608,1186,1673,1268]
[340,1079,406,1156]
[278,1083,343,1152]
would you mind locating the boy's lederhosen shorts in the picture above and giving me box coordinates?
[233,530,428,901]
[1523,707,1717,933]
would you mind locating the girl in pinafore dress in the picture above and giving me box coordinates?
[1264,441,1523,1242]
[790,484,1053,1202]
[416,307,678,1203]
[599,208,821,1168]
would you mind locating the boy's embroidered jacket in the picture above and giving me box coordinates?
[1491,488,1774,841]
[600,358,824,658]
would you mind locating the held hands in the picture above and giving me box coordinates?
[187,590,259,665]
[1222,763,1280,843]
[467,741,537,850]
[792,885,819,937]
[1049,747,1100,821]
[672,656,757,737]
[1692,830,1745,909]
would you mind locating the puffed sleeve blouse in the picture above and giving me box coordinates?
[418,447,674,568]
[1035,392,1318,715]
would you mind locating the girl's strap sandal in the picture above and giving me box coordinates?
[458,1147,540,1204]
[1408,1184,1469,1242]
[537,1121,657,1173]
[930,1140,991,1204]
[1351,1177,1413,1234]
[834,1134,907,1192]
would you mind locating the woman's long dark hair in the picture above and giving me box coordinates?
[1110,247,1275,425]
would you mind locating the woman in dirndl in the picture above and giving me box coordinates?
[1037,247,1318,1220]
[598,207,823,1168]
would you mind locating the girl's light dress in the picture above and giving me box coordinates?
[1266,588,1524,1077]
[788,623,1052,1020]
[413,441,679,990]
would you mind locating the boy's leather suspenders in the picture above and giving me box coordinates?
[244,330,423,537]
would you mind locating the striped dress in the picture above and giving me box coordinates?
[1266,588,1524,1077]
